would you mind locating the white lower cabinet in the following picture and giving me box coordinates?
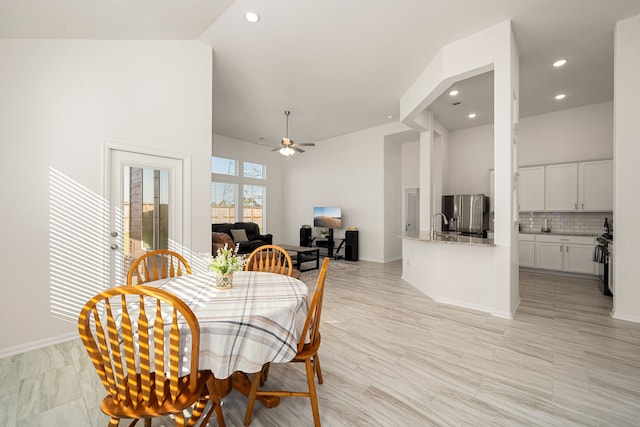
[563,243,596,274]
[534,234,596,274]
[535,242,564,271]
[518,234,535,268]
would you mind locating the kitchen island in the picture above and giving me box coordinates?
[397,231,508,317]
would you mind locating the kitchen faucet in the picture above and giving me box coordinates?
[431,213,449,239]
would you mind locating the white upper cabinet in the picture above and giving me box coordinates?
[545,163,578,211]
[515,160,612,213]
[519,166,545,212]
[578,160,613,211]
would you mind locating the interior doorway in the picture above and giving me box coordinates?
[405,188,420,237]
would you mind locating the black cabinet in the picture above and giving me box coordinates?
[345,230,358,261]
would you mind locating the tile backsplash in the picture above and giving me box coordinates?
[518,212,613,235]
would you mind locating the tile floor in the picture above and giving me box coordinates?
[1,260,639,426]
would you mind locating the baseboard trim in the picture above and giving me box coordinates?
[611,311,640,324]
[433,296,494,316]
[0,332,78,360]
[519,267,599,282]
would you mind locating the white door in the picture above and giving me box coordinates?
[108,148,185,286]
[405,188,419,237]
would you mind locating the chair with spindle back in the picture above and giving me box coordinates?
[77,285,225,427]
[244,244,294,276]
[244,257,330,427]
[127,250,192,285]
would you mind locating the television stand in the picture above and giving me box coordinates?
[315,238,334,258]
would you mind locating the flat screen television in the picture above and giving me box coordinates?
[313,206,342,229]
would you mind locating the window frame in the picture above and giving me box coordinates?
[211,157,267,231]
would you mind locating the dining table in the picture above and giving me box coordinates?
[147,270,310,406]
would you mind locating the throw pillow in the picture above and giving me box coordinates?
[230,228,249,243]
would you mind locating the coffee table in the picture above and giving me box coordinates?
[277,244,320,272]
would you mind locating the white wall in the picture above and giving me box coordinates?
[211,134,286,240]
[401,141,420,188]
[519,101,613,166]
[613,14,640,323]
[384,139,402,261]
[282,121,411,262]
[0,39,213,356]
[448,124,494,195]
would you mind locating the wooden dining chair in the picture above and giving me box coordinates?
[127,249,192,285]
[78,285,225,427]
[245,244,294,276]
[244,257,330,427]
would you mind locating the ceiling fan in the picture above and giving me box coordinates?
[272,110,315,156]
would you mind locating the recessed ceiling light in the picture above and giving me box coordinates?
[449,90,459,96]
[245,11,260,23]
[554,93,567,100]
[387,115,394,119]
[553,59,567,67]
[468,113,477,119]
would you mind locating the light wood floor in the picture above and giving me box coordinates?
[2,260,639,426]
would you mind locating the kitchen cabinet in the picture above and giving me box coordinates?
[534,234,596,274]
[518,234,535,268]
[545,163,578,211]
[563,242,596,274]
[519,166,545,212]
[578,160,613,211]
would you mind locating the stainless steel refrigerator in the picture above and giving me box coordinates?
[442,194,490,236]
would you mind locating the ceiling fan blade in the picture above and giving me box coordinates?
[296,142,315,146]
[271,147,281,151]
[292,146,305,153]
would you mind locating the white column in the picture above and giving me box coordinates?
[612,14,640,323]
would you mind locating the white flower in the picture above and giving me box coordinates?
[209,244,247,275]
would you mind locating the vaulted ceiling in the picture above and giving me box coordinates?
[3,0,640,145]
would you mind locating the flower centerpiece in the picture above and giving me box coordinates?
[209,244,246,289]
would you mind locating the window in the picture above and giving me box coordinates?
[211,157,266,231]
[243,162,264,179]
[211,182,237,224]
[243,184,263,225]
[212,156,236,175]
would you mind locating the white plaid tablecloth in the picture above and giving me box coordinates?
[149,271,309,379]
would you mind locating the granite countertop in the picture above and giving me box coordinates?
[394,231,495,247]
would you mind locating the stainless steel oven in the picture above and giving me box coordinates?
[596,235,613,296]
[608,242,614,295]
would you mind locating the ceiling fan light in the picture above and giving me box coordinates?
[279,146,295,156]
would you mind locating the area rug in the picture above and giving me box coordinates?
[299,260,358,284]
